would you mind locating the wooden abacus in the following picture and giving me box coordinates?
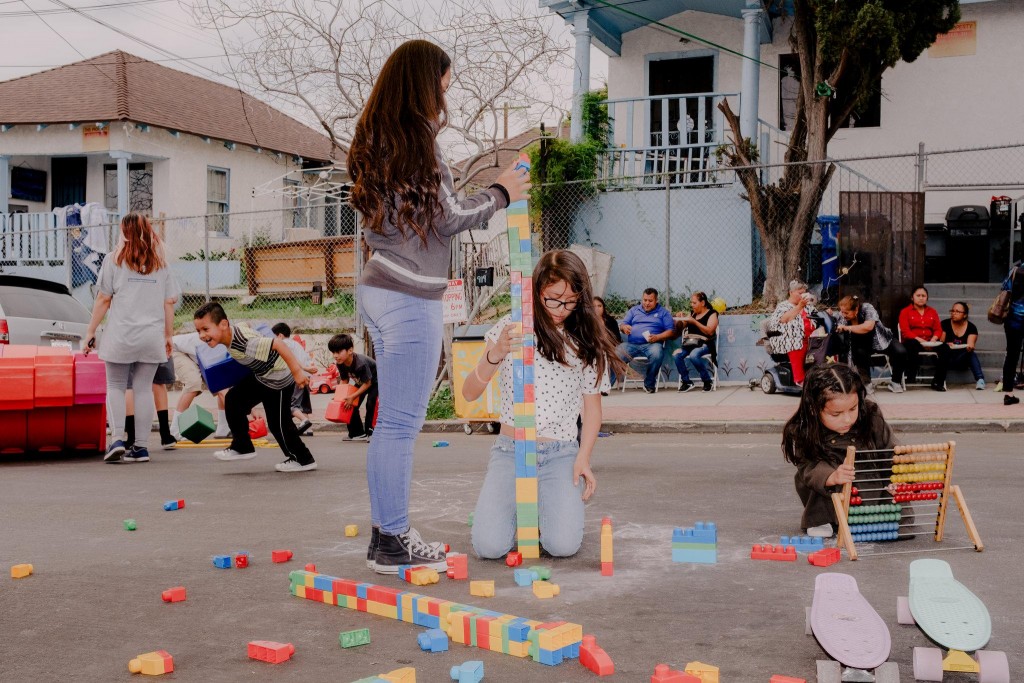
[831,441,983,560]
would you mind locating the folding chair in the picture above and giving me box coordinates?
[619,356,667,392]
[898,327,938,387]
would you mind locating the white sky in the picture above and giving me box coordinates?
[0,0,609,138]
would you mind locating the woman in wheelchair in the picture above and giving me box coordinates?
[767,280,818,387]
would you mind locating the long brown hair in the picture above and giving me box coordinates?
[348,40,451,246]
[532,251,625,386]
[114,212,164,275]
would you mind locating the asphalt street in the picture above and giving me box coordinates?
[1,432,1020,682]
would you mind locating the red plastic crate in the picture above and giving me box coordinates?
[65,404,106,453]
[0,355,35,411]
[0,410,28,454]
[35,348,75,407]
[28,408,67,452]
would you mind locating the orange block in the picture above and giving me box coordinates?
[35,348,74,407]
[0,410,28,454]
[65,404,106,453]
[0,355,35,411]
[128,650,174,675]
[27,408,67,452]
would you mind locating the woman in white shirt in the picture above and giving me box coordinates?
[84,213,178,463]
[462,250,625,559]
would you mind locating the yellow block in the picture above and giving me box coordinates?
[345,525,359,537]
[516,478,538,503]
[518,223,530,239]
[532,581,560,599]
[943,650,980,673]
[520,546,541,559]
[524,427,536,440]
[11,563,33,579]
[381,666,417,683]
[401,594,415,623]
[601,527,613,563]
[469,580,495,598]
[685,661,720,683]
[322,591,335,605]
[293,585,307,599]
[516,527,539,540]
[508,640,530,657]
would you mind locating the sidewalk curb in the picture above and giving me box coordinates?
[303,419,1024,435]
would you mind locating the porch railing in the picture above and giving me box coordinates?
[598,92,739,187]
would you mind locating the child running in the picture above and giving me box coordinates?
[462,250,624,559]
[781,364,896,537]
[192,302,316,472]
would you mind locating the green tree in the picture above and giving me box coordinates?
[718,0,960,304]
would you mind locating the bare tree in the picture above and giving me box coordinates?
[190,0,571,187]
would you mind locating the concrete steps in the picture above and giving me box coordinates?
[923,282,1006,385]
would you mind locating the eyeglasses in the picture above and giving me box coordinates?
[543,297,578,311]
[950,309,966,314]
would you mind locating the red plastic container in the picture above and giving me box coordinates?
[248,416,268,439]
[35,348,75,407]
[0,346,36,411]
[0,410,28,454]
[65,404,106,453]
[324,384,358,424]
[27,408,67,452]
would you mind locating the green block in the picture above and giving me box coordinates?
[516,504,538,526]
[514,414,535,427]
[469,614,478,647]
[468,511,474,527]
[528,565,551,580]
[524,451,537,465]
[339,627,371,648]
[178,404,215,444]
[671,541,717,551]
[123,519,136,531]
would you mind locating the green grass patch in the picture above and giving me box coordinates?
[426,384,455,421]
[174,293,356,331]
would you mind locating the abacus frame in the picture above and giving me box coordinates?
[830,441,984,560]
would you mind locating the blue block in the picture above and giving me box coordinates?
[523,336,534,347]
[422,614,439,629]
[313,575,333,591]
[672,521,717,543]
[538,648,562,666]
[450,660,484,683]
[520,238,531,253]
[513,365,524,384]
[356,583,369,599]
[196,343,251,393]
[507,619,531,641]
[212,554,231,568]
[568,641,580,658]
[515,441,526,458]
[511,283,521,296]
[418,628,450,653]
[511,308,522,322]
[672,548,717,564]
[514,386,524,402]
[780,535,825,552]
[513,568,536,586]
[524,366,534,383]
[162,500,181,511]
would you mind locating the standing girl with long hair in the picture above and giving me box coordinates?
[463,251,625,559]
[84,212,178,463]
[348,40,531,573]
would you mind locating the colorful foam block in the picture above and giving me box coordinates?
[161,587,186,603]
[779,535,824,553]
[73,351,106,404]
[162,499,185,511]
[272,549,293,563]
[128,650,173,675]
[651,664,700,683]
[450,660,483,683]
[124,519,137,531]
[196,343,251,393]
[469,580,494,598]
[532,581,559,599]
[178,404,215,444]
[345,525,359,537]
[600,517,613,576]
[248,640,295,664]
[235,552,250,568]
[11,563,33,579]
[505,551,522,567]
[446,554,468,580]
[750,544,797,562]
[684,661,719,682]
[807,547,841,567]
[340,628,371,648]
[580,635,614,676]
[212,555,232,569]
[513,568,537,586]
[417,628,449,653]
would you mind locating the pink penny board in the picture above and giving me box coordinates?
[810,572,891,670]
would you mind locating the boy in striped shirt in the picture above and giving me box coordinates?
[193,302,316,472]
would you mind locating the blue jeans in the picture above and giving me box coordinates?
[471,435,585,559]
[357,285,442,535]
[673,344,712,382]
[616,342,664,390]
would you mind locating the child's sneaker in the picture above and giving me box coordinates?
[160,436,178,451]
[274,459,317,473]
[123,446,150,463]
[296,420,313,435]
[976,379,986,390]
[343,433,369,442]
[372,527,447,574]
[806,523,834,538]
[103,440,126,463]
[214,448,257,461]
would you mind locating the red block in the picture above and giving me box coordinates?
[28,408,66,452]
[750,544,797,562]
[34,348,74,407]
[651,664,700,683]
[325,385,358,423]
[73,352,106,405]
[248,416,268,439]
[304,563,316,572]
[0,410,28,454]
[333,579,358,597]
[356,597,367,612]
[271,549,293,563]
[446,554,468,580]
[307,588,323,602]
[64,404,105,452]
[580,635,615,676]
[807,548,841,567]
[0,354,34,410]
[248,640,295,664]
[601,561,614,576]
[367,585,398,606]
[161,587,187,603]
[235,553,249,568]
[505,551,523,567]
[477,616,493,646]
[424,597,441,616]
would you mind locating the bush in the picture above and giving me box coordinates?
[426,384,455,421]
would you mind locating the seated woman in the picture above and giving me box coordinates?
[829,295,907,393]
[898,286,949,390]
[672,291,719,392]
[934,301,985,391]
[767,279,816,386]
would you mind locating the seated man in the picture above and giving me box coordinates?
[615,288,676,393]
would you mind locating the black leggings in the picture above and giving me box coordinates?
[1002,325,1024,392]
[225,374,314,465]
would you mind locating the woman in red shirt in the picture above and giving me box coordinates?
[898,286,949,390]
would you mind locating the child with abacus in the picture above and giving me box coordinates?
[781,364,899,538]
[462,250,625,559]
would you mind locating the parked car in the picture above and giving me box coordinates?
[0,275,93,350]
[308,370,339,394]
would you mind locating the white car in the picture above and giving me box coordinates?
[0,275,92,350]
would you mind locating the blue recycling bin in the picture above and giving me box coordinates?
[817,215,840,292]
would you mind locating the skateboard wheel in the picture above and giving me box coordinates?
[816,660,841,683]
[913,646,944,682]
[873,661,901,683]
[805,606,812,636]
[896,596,915,625]
[977,650,1010,683]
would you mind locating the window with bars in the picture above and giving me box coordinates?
[207,166,230,235]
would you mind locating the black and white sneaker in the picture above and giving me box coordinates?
[366,526,380,569]
[372,527,447,574]
[343,433,369,442]
[296,420,313,435]
[678,380,695,392]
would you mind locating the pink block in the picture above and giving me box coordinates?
[73,353,106,405]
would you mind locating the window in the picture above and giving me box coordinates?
[207,166,230,234]
[778,54,881,132]
[103,163,153,213]
[284,179,306,230]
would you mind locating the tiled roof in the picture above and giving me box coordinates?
[452,124,570,189]
[0,50,336,162]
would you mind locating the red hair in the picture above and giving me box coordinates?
[115,212,165,275]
